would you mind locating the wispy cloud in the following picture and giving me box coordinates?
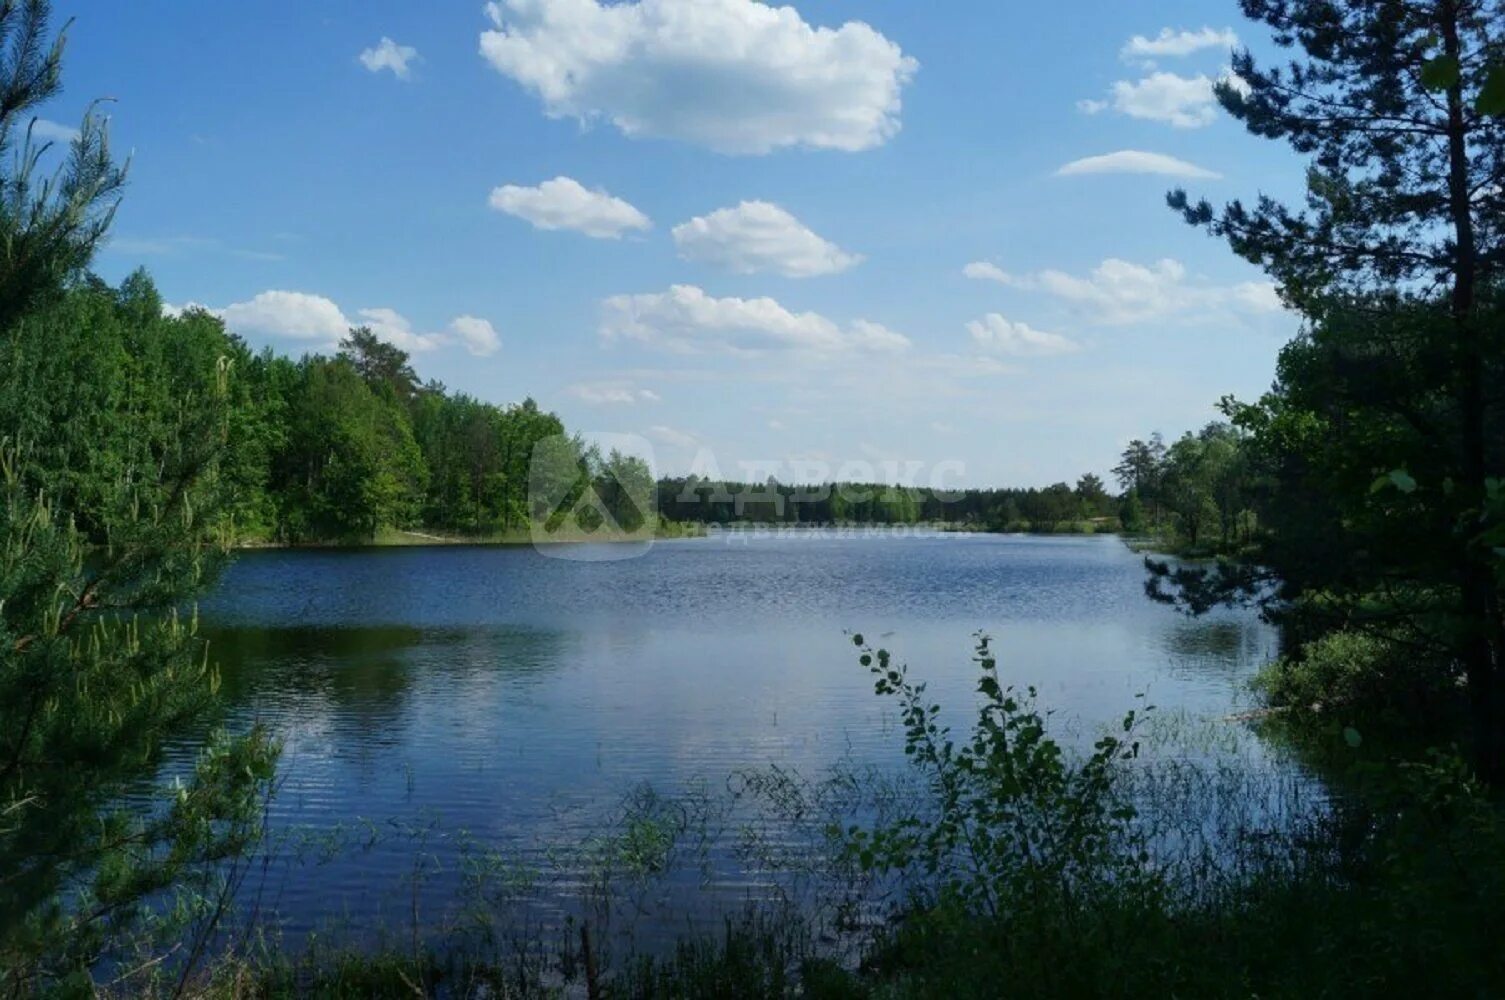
[967,257,1283,325]
[1122,27,1238,60]
[600,285,910,357]
[359,37,420,80]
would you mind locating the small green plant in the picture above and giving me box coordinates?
[836,633,1154,921]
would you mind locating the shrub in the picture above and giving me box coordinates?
[1253,629,1457,715]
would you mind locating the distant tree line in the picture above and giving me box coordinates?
[655,472,1119,532]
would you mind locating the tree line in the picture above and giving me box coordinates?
[654,473,1118,531]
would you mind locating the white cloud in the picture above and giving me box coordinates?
[359,37,420,80]
[981,258,1285,325]
[1055,150,1220,179]
[568,381,662,405]
[672,201,861,277]
[220,291,351,343]
[967,314,1080,357]
[601,285,911,357]
[1122,27,1238,60]
[1109,72,1217,128]
[478,0,918,154]
[355,307,444,353]
[30,118,79,144]
[489,176,651,238]
[193,292,505,357]
[1230,281,1282,312]
[449,315,501,356]
[963,261,1009,283]
[648,425,697,447]
[1076,98,1108,115]
[847,320,912,353]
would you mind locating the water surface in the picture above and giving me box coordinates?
[195,531,1279,938]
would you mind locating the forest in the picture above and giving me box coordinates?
[2,0,1505,996]
[1,268,1127,548]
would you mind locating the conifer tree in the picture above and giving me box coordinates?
[1165,0,1505,777]
[0,2,276,990]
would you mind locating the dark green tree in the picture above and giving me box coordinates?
[0,1,125,332]
[338,325,420,401]
[1164,0,1505,777]
[0,3,277,989]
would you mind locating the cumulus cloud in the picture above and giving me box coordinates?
[1122,27,1238,60]
[478,0,918,154]
[567,381,662,405]
[977,258,1284,325]
[672,201,861,277]
[359,37,420,79]
[1055,150,1220,179]
[220,291,351,344]
[963,261,1009,283]
[195,291,500,356]
[967,314,1080,357]
[356,307,445,353]
[1083,69,1248,128]
[489,176,651,238]
[600,284,911,356]
[1109,72,1217,128]
[450,315,501,356]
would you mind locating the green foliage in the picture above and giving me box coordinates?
[1116,422,1257,553]
[0,4,278,989]
[1254,628,1459,716]
[1157,0,1505,777]
[0,287,282,992]
[0,2,126,331]
[838,634,1154,921]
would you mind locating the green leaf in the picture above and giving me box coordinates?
[1388,469,1417,494]
[1477,64,1505,116]
[1343,727,1363,748]
[1420,55,1460,92]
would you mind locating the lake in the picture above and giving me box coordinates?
[189,530,1284,945]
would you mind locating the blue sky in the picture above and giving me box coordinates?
[54,0,1306,488]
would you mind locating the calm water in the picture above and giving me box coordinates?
[192,530,1281,940]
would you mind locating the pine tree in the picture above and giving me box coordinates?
[0,2,276,990]
[1167,0,1505,777]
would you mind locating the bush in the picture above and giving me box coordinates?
[1253,630,1457,715]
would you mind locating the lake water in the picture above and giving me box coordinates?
[193,530,1283,943]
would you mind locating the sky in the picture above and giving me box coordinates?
[51,0,1309,489]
